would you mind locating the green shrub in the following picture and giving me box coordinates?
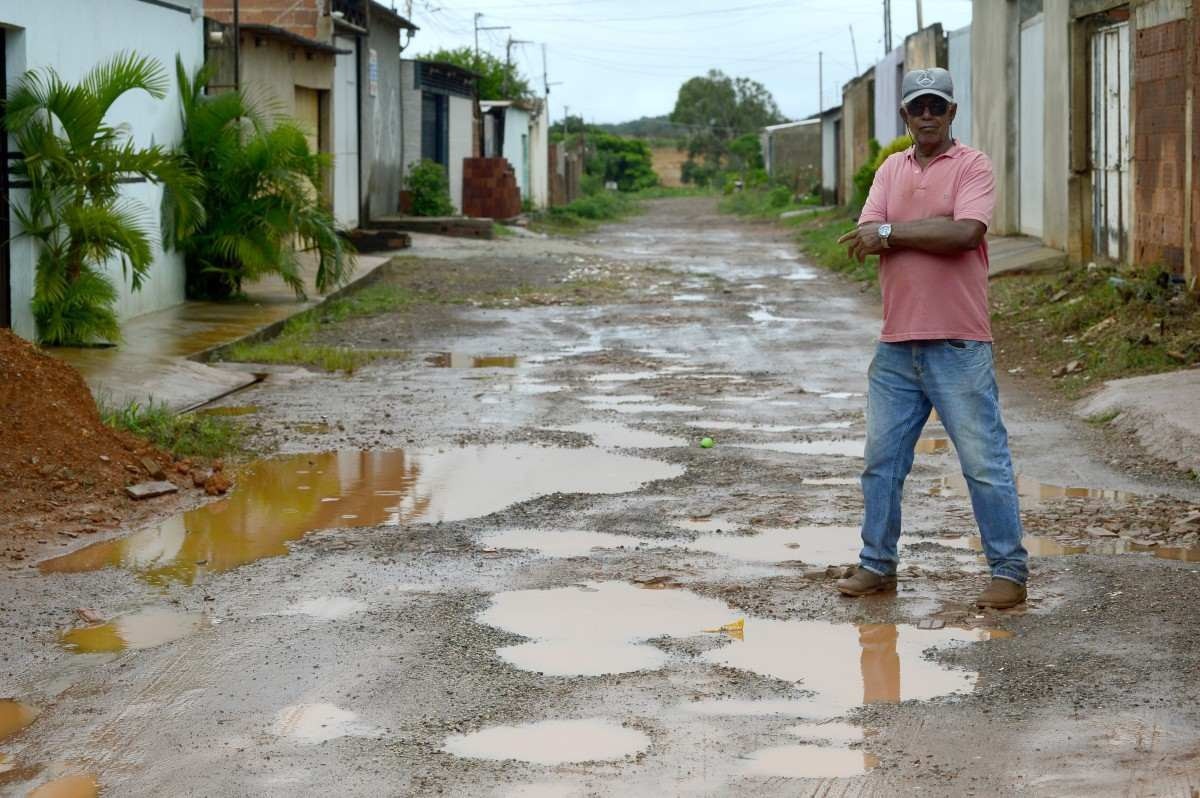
[407,159,456,217]
[851,135,912,208]
[767,185,792,208]
[585,132,659,192]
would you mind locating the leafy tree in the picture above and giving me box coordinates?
[419,47,533,100]
[170,58,353,300]
[3,52,203,344]
[586,132,658,192]
[727,133,764,172]
[670,70,784,184]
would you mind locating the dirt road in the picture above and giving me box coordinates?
[3,197,1199,797]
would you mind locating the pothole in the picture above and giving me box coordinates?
[41,446,683,585]
[443,718,649,764]
[0,700,40,742]
[59,608,204,653]
[548,421,686,449]
[26,774,100,798]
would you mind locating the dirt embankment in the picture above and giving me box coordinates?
[0,330,186,555]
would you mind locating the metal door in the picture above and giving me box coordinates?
[332,34,359,230]
[1090,21,1131,261]
[1019,14,1045,238]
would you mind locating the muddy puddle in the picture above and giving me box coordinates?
[443,718,649,765]
[684,526,863,564]
[26,774,100,798]
[959,534,1200,562]
[276,596,368,620]
[610,403,702,415]
[273,703,382,743]
[0,701,39,742]
[41,446,683,585]
[60,608,205,653]
[478,582,997,713]
[426,352,519,368]
[930,473,1138,505]
[671,517,743,533]
[549,421,686,449]
[478,529,651,558]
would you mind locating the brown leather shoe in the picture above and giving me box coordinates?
[976,578,1027,609]
[836,566,897,597]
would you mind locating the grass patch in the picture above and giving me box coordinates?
[633,185,716,199]
[1086,409,1121,425]
[492,222,516,238]
[990,264,1200,395]
[219,284,419,373]
[718,186,825,220]
[530,191,640,234]
[790,209,880,286]
[101,399,246,460]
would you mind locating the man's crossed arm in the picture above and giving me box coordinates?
[836,218,987,262]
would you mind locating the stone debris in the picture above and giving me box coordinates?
[124,480,179,500]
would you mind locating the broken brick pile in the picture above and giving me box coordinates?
[0,329,181,541]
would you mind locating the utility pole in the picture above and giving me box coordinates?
[473,13,510,60]
[818,51,823,114]
[883,0,892,54]
[849,25,860,74]
[916,0,924,31]
[504,35,532,98]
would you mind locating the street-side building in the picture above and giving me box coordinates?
[820,106,843,205]
[839,69,874,205]
[760,119,822,193]
[360,2,418,222]
[1,0,204,340]
[481,99,550,208]
[971,0,1197,285]
[400,59,478,213]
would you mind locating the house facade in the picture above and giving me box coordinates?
[1,0,204,341]
[480,99,550,208]
[401,59,477,213]
[360,3,417,222]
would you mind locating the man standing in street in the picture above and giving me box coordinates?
[834,67,1029,609]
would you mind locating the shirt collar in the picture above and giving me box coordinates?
[904,139,962,163]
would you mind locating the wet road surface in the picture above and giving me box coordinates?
[3,198,1199,796]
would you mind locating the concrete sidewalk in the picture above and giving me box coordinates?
[1077,368,1200,475]
[50,252,393,413]
[988,234,1067,277]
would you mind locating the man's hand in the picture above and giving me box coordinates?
[837,223,886,262]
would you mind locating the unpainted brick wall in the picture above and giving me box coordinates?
[462,158,522,220]
[767,124,822,193]
[205,1,323,39]
[1133,19,1189,274]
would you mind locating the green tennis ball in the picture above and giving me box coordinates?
[700,437,715,449]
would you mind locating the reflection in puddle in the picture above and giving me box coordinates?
[41,446,683,585]
[478,529,649,558]
[744,745,876,779]
[0,700,39,742]
[550,421,686,449]
[443,719,649,764]
[687,526,861,564]
[277,596,367,621]
[273,703,382,743]
[740,440,866,458]
[195,405,259,417]
[480,582,988,711]
[26,774,100,798]
[427,352,518,368]
[931,473,1137,505]
[914,437,952,454]
[611,403,702,414]
[959,534,1200,562]
[60,608,204,653]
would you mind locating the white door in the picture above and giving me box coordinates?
[1019,14,1045,238]
[333,34,359,229]
[1090,21,1131,262]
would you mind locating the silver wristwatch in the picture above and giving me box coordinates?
[878,223,892,249]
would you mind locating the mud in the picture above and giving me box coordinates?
[3,198,1199,796]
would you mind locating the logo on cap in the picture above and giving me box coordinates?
[916,71,935,87]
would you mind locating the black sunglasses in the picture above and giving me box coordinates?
[904,96,950,117]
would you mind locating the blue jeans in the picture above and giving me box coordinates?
[858,340,1028,584]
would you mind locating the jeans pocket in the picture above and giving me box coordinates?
[946,339,970,350]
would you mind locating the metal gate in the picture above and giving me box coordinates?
[1090,21,1131,262]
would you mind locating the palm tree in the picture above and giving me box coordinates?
[170,58,354,301]
[3,52,202,345]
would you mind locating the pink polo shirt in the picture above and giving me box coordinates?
[859,141,996,342]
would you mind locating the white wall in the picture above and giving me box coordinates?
[332,33,360,229]
[527,105,549,208]
[2,0,203,341]
[821,114,839,195]
[503,107,531,200]
[873,45,905,145]
[447,94,473,213]
[948,25,973,148]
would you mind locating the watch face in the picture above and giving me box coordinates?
[879,224,891,236]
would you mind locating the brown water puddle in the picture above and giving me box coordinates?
[195,405,259,417]
[426,352,519,368]
[930,473,1137,505]
[60,608,204,653]
[550,421,686,449]
[442,718,649,764]
[0,701,39,742]
[273,703,382,743]
[479,582,997,715]
[960,534,1200,562]
[41,446,683,585]
[26,774,99,798]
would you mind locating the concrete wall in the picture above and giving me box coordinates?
[502,107,532,200]
[361,18,405,222]
[237,35,335,115]
[821,110,842,202]
[448,94,474,213]
[399,60,422,178]
[905,22,948,70]
[948,25,973,147]
[1042,0,1071,250]
[765,121,822,191]
[972,0,1020,234]
[332,33,360,229]
[528,105,550,208]
[841,72,874,204]
[1,0,203,341]
[874,46,905,145]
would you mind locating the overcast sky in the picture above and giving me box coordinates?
[395,0,973,124]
